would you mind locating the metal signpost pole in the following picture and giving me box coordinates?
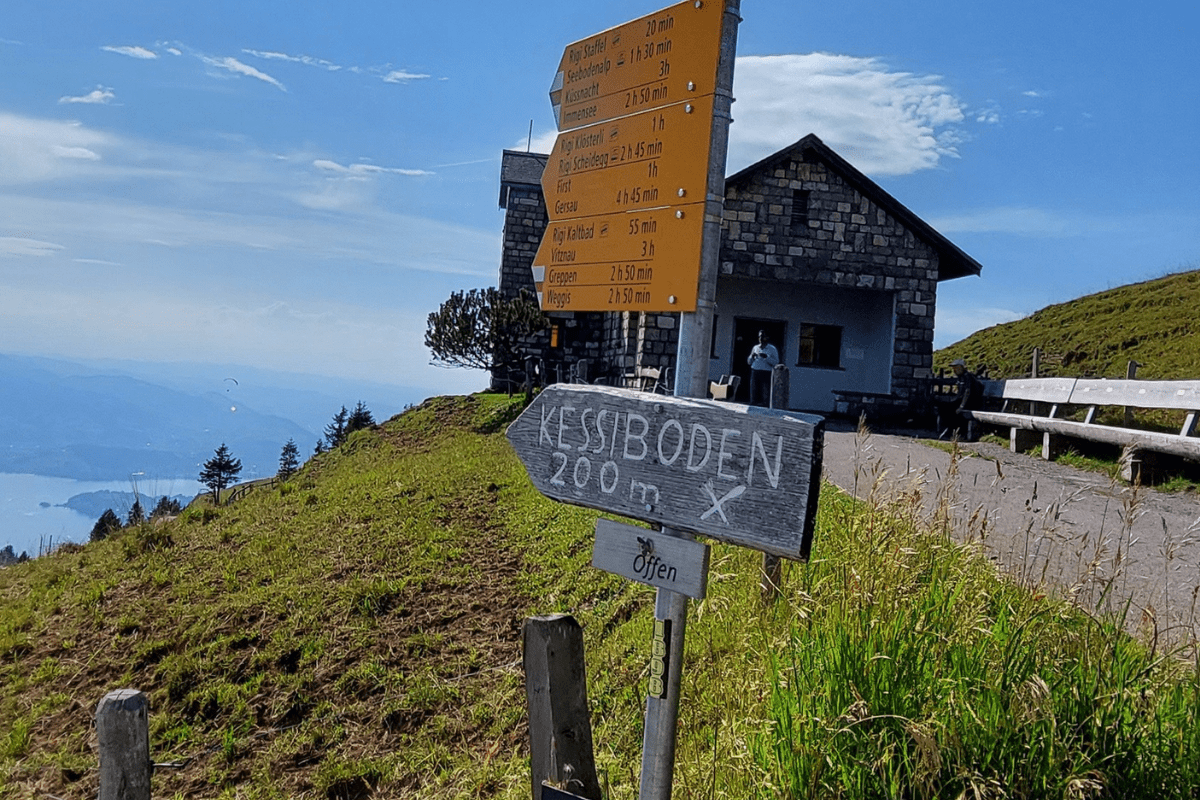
[640,3,739,799]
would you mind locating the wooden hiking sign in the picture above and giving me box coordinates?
[506,384,824,560]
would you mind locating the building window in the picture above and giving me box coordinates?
[790,189,811,230]
[549,323,561,349]
[710,314,719,358]
[798,323,841,368]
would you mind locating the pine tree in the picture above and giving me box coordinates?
[425,287,547,375]
[347,401,375,435]
[199,443,242,501]
[126,499,145,527]
[278,438,301,480]
[151,496,182,518]
[90,509,122,542]
[324,406,349,450]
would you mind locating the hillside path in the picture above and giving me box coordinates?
[821,422,1200,642]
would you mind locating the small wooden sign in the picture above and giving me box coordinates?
[507,385,824,559]
[592,519,709,599]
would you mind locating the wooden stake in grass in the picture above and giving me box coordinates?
[97,689,151,800]
[523,615,600,800]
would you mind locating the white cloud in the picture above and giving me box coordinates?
[243,49,341,71]
[729,53,967,175]
[0,237,64,258]
[381,69,431,84]
[0,113,110,183]
[930,207,1073,237]
[102,45,157,59]
[165,46,182,56]
[72,258,123,266]
[198,55,286,91]
[52,146,101,160]
[313,159,433,177]
[59,87,116,105]
[526,129,559,154]
[0,111,494,392]
[0,280,483,393]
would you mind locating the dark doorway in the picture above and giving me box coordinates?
[731,317,787,403]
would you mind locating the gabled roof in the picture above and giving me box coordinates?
[725,134,982,282]
[499,150,549,208]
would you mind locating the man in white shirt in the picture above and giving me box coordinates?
[747,330,779,406]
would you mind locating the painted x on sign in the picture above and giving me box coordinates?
[507,385,824,559]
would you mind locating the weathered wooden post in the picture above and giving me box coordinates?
[523,615,601,800]
[96,689,151,800]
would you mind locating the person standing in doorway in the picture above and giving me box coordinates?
[747,329,779,407]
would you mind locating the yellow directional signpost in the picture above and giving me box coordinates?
[549,0,725,130]
[520,4,753,800]
[533,0,725,314]
[533,204,705,312]
[542,101,714,220]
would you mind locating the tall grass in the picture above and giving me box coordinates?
[744,427,1200,799]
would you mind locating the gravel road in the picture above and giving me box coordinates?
[821,420,1200,642]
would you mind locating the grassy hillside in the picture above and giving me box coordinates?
[935,269,1200,380]
[5,395,1200,798]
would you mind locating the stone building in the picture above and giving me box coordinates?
[496,134,981,417]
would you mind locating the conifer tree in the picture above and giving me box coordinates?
[199,443,242,501]
[151,496,182,518]
[278,438,301,480]
[126,499,144,527]
[347,401,375,434]
[90,509,122,542]
[324,406,350,449]
[425,287,546,375]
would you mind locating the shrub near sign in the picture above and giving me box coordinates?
[507,385,824,559]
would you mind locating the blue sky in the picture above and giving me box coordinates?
[2,0,1196,396]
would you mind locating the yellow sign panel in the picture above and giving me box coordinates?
[551,0,723,130]
[542,100,715,220]
[532,204,705,312]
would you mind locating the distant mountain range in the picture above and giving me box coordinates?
[0,353,429,481]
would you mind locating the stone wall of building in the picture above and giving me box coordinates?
[495,144,963,415]
[720,152,939,409]
[499,184,545,301]
[496,184,609,386]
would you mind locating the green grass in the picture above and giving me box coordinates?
[935,268,1200,381]
[3,396,1200,798]
[747,442,1200,798]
